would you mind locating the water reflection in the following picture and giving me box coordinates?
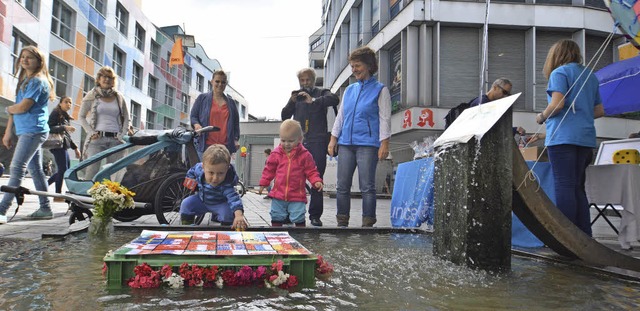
[0,232,638,310]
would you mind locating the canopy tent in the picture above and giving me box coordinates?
[596,55,640,115]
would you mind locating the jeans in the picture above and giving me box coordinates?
[270,199,306,224]
[336,145,378,218]
[303,140,327,220]
[83,136,123,180]
[179,194,234,223]
[48,148,69,193]
[0,132,50,214]
[547,144,593,236]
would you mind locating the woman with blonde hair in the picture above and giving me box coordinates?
[535,39,604,235]
[79,66,130,179]
[0,46,56,223]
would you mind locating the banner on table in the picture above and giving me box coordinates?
[390,158,434,227]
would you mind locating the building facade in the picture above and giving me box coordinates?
[0,0,249,166]
[319,0,640,163]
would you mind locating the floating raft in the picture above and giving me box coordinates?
[104,230,318,289]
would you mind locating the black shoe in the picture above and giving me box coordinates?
[310,218,323,227]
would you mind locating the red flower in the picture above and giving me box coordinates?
[235,266,255,286]
[280,275,298,289]
[102,262,108,277]
[221,269,238,286]
[160,264,173,279]
[271,260,284,273]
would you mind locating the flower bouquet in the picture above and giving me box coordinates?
[126,260,299,290]
[315,255,334,281]
[87,179,135,235]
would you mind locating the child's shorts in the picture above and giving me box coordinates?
[270,199,306,224]
[179,195,234,223]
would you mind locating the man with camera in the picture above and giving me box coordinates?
[281,68,340,227]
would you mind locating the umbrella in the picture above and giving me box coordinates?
[605,0,640,49]
[596,55,640,115]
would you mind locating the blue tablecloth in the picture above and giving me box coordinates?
[390,158,553,248]
[390,158,434,227]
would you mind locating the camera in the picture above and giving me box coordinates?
[292,90,306,101]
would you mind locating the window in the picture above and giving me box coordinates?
[390,0,401,19]
[165,85,175,106]
[49,56,69,98]
[86,26,103,62]
[166,51,177,76]
[134,23,145,51]
[115,2,128,36]
[146,110,156,129]
[207,80,212,92]
[183,65,192,86]
[181,93,190,113]
[11,30,36,74]
[88,0,104,14]
[240,105,246,119]
[16,0,40,16]
[51,0,74,43]
[196,73,204,92]
[130,101,141,129]
[150,40,160,65]
[163,116,173,130]
[357,3,363,45]
[148,74,158,99]
[112,47,125,78]
[83,74,95,96]
[132,62,143,89]
[371,0,380,36]
[310,37,323,51]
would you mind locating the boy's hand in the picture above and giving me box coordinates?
[183,178,197,191]
[259,186,266,195]
[314,182,323,192]
[231,210,248,230]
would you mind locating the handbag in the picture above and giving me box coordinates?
[42,132,64,149]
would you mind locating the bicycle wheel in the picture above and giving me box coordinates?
[235,181,246,197]
[154,172,192,225]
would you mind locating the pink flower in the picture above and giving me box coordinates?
[102,262,108,277]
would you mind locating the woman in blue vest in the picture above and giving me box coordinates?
[0,46,56,223]
[536,39,604,236]
[328,46,392,227]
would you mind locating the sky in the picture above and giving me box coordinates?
[141,0,324,120]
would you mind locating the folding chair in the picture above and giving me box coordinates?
[590,203,623,234]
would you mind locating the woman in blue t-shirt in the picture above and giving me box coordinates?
[536,39,605,236]
[0,46,57,224]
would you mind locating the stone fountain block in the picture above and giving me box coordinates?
[433,110,513,271]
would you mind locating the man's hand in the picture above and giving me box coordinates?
[231,210,248,230]
[314,182,323,192]
[193,124,202,131]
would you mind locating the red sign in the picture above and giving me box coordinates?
[402,110,412,128]
[417,108,434,128]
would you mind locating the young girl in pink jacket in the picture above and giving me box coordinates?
[259,120,323,227]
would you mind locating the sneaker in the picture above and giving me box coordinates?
[310,218,323,227]
[26,209,53,220]
[0,214,7,224]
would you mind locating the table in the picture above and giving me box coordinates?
[586,164,640,249]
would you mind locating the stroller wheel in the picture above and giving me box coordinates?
[68,204,93,225]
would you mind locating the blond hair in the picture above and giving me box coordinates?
[95,66,118,89]
[202,144,231,165]
[280,119,304,139]
[543,39,582,79]
[15,46,55,101]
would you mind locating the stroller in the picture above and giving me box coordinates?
[59,126,246,226]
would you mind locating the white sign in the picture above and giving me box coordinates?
[434,93,521,147]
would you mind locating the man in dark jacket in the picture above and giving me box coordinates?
[281,68,339,226]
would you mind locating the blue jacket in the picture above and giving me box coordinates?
[186,163,243,212]
[338,78,384,147]
[190,92,240,153]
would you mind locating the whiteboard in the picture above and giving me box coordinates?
[594,138,640,165]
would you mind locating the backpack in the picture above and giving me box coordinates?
[444,101,472,129]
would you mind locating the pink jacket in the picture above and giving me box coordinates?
[259,144,322,203]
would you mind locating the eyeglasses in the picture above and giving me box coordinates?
[497,84,511,96]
